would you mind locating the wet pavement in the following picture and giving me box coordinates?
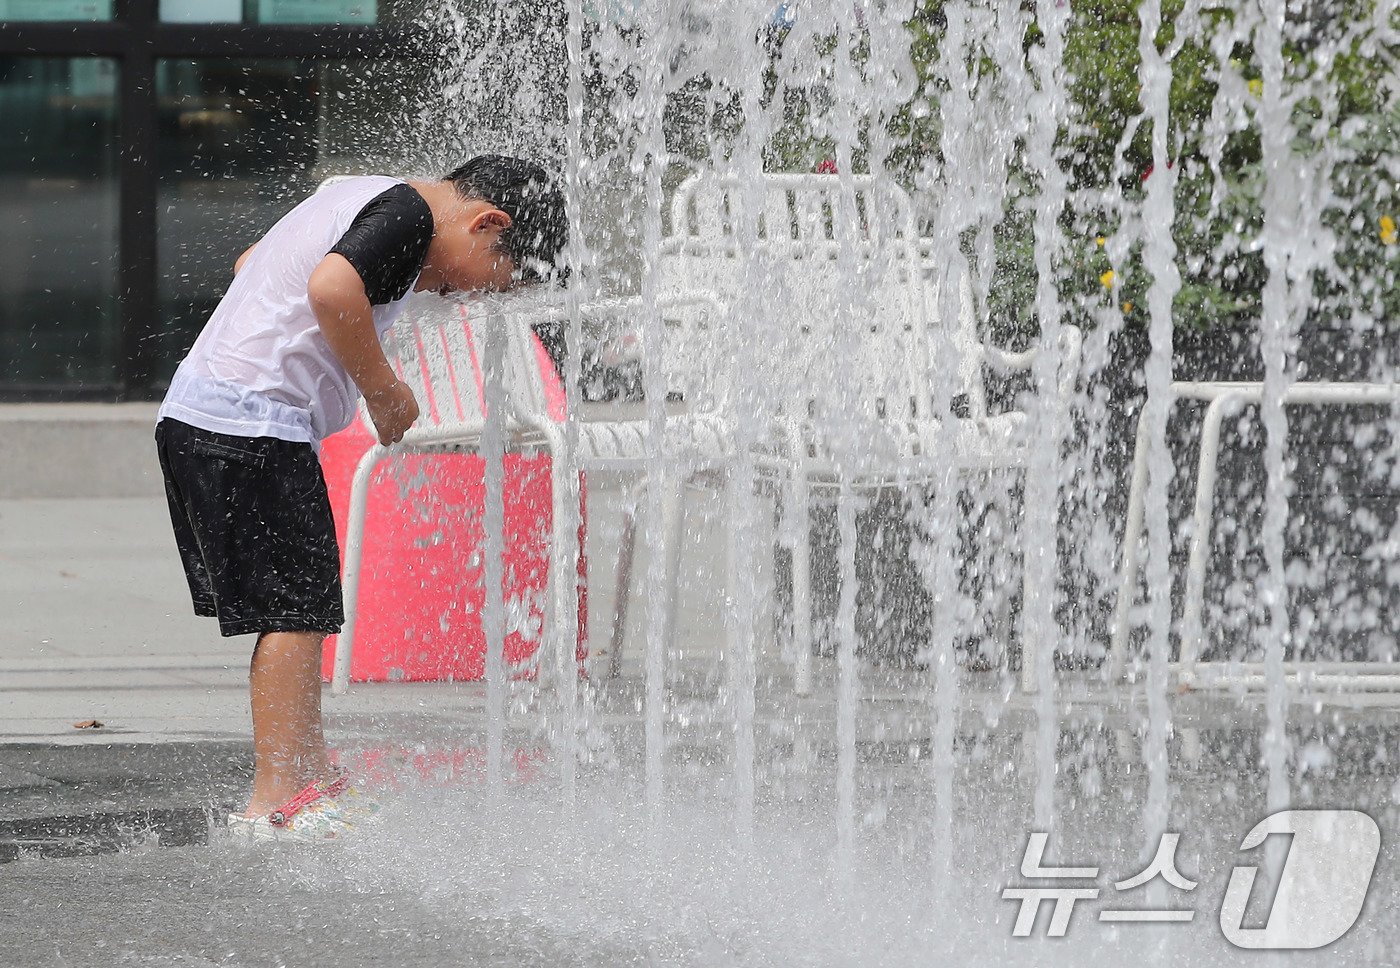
[5,750,1400,968]
[0,846,647,968]
[0,742,248,863]
[8,499,1400,966]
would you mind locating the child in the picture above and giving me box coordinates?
[154,156,567,840]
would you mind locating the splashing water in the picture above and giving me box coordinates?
[335,0,1400,961]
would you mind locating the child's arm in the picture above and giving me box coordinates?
[234,242,258,275]
[308,254,419,445]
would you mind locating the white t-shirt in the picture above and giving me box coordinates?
[158,175,427,445]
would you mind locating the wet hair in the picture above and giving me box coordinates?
[443,155,568,285]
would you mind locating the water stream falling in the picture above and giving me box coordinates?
[1255,0,1299,888]
[480,312,508,794]
[1136,0,1186,895]
[834,481,860,888]
[638,0,673,837]
[323,0,1400,961]
[1018,0,1073,833]
[557,0,588,814]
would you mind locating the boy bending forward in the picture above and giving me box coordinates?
[155,156,566,840]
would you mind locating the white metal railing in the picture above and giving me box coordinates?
[1109,380,1400,690]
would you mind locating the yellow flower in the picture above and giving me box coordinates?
[1100,269,1115,288]
[1096,235,1106,247]
[1123,301,1134,313]
[1382,215,1397,246]
[1248,78,1263,97]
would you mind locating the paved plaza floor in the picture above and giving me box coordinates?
[7,494,1400,966]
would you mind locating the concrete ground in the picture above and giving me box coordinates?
[7,406,1400,967]
[0,399,730,749]
[0,461,739,965]
[0,413,738,854]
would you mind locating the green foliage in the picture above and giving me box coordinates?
[910,0,1399,334]
[657,0,1398,335]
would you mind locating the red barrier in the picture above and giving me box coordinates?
[318,336,586,683]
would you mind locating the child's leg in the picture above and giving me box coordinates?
[156,422,344,816]
[244,630,333,817]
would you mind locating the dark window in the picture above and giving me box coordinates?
[150,57,417,393]
[0,10,421,400]
[0,57,120,395]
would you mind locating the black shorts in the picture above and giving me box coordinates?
[155,418,344,637]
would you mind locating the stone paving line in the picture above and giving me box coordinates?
[16,490,1400,859]
[0,483,728,731]
[0,496,528,746]
[0,495,523,855]
[0,488,684,861]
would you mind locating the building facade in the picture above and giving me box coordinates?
[0,0,426,400]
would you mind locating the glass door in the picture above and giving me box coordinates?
[0,56,120,395]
